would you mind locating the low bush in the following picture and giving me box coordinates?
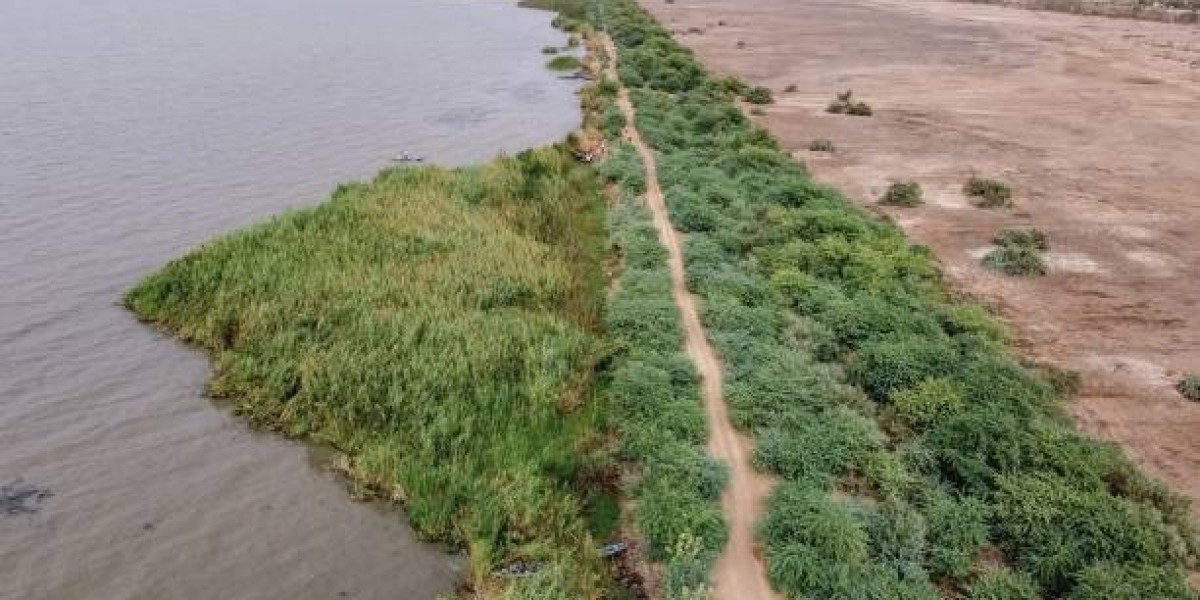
[994,228,1049,250]
[965,176,1013,208]
[828,89,873,116]
[880,181,923,207]
[809,139,835,152]
[969,570,1040,600]
[743,86,774,105]
[992,473,1185,593]
[1065,563,1194,600]
[983,245,1048,276]
[889,378,965,432]
[848,102,873,116]
[1177,373,1200,401]
[920,489,989,580]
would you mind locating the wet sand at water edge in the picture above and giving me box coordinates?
[637,0,1200,509]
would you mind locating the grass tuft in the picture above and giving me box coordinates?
[965,176,1013,208]
[808,139,835,152]
[742,86,774,105]
[1178,374,1200,402]
[827,89,872,116]
[879,181,923,207]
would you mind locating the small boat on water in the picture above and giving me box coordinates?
[391,151,424,163]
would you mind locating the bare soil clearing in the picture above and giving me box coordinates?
[639,0,1200,511]
[602,34,782,600]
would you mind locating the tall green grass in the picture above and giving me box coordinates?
[126,146,611,599]
[593,0,1199,598]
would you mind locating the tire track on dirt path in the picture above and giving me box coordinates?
[599,34,782,600]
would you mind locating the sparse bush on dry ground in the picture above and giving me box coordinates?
[749,106,765,116]
[965,176,1014,208]
[596,1,1199,598]
[984,227,1050,276]
[809,138,835,152]
[880,181,923,207]
[994,228,1049,250]
[743,86,774,105]
[957,0,1198,23]
[1179,374,1200,401]
[827,89,873,116]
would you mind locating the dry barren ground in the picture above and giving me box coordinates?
[639,0,1200,509]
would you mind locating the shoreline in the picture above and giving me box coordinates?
[119,1,1200,599]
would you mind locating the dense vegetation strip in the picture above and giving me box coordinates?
[602,146,727,598]
[593,0,1199,598]
[585,30,727,597]
[126,146,613,599]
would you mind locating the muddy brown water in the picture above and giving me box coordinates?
[0,1,580,598]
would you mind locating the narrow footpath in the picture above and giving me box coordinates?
[600,34,782,600]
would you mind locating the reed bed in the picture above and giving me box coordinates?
[127,147,611,599]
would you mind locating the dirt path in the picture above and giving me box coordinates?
[639,0,1200,513]
[600,34,782,600]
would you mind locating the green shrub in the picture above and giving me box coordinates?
[743,86,774,104]
[809,139,835,152]
[1177,373,1200,401]
[880,181,923,207]
[965,177,1013,208]
[993,228,1049,250]
[753,407,885,484]
[663,534,715,599]
[983,245,1048,276]
[890,378,966,432]
[848,337,958,402]
[920,489,989,579]
[828,89,872,116]
[969,570,1040,600]
[710,75,749,97]
[992,473,1188,594]
[1065,563,1194,600]
[600,104,627,139]
[546,55,582,71]
[596,76,620,98]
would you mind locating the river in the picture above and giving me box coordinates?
[0,0,579,598]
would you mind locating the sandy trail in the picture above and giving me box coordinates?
[639,0,1200,513]
[600,34,782,600]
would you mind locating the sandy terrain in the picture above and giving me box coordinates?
[637,0,1200,509]
[602,34,782,600]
